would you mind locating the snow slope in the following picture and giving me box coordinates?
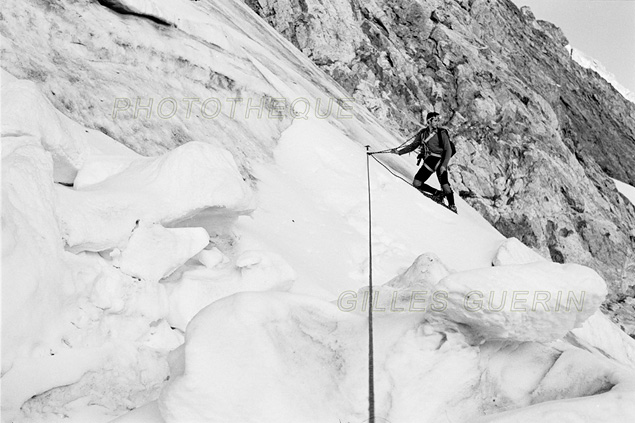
[2,0,635,422]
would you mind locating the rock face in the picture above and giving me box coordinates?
[243,0,635,332]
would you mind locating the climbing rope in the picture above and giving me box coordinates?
[365,146,376,423]
[363,131,421,422]
[367,153,413,186]
[364,128,423,186]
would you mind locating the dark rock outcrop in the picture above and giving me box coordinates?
[97,0,172,26]
[243,0,635,333]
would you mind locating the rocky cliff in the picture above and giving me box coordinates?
[243,0,635,333]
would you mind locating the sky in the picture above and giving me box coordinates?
[511,0,635,96]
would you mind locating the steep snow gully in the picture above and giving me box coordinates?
[2,0,635,422]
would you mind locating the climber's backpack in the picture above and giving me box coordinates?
[438,128,457,157]
[416,128,456,164]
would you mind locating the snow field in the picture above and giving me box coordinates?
[236,117,507,300]
[4,76,635,422]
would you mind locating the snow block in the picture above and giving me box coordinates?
[530,349,619,404]
[72,114,141,189]
[478,342,562,412]
[436,262,607,343]
[195,247,229,269]
[74,154,140,189]
[108,401,166,423]
[55,141,254,252]
[114,223,210,282]
[492,237,547,266]
[475,348,635,423]
[385,253,451,289]
[158,292,366,423]
[356,253,452,313]
[1,70,87,184]
[162,250,295,331]
[1,347,108,418]
[1,142,70,373]
[570,310,635,368]
[157,290,486,423]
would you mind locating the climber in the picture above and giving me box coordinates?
[391,111,457,213]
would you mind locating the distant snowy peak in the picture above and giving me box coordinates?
[566,45,635,104]
[614,178,635,206]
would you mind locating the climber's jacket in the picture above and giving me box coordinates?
[397,127,453,169]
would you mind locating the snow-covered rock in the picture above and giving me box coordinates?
[436,262,607,343]
[356,253,605,346]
